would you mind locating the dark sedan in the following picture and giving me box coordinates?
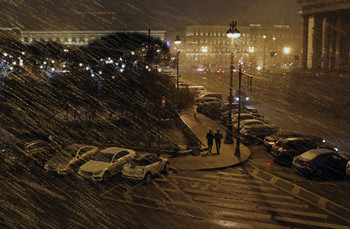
[293,148,349,179]
[271,137,335,166]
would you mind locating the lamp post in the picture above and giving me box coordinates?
[224,21,241,144]
[263,35,266,74]
[174,35,181,89]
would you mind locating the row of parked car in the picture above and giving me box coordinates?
[193,86,350,180]
[0,139,169,183]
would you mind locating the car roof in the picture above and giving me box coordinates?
[101,147,131,154]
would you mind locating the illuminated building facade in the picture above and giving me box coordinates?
[20,30,166,46]
[181,24,302,71]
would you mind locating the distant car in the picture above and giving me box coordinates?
[122,154,169,183]
[293,148,349,178]
[44,144,99,175]
[271,137,334,166]
[78,147,136,181]
[228,91,250,105]
[240,124,278,144]
[216,68,225,74]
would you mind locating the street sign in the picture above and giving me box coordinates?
[162,96,165,107]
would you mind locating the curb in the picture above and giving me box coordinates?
[248,165,350,225]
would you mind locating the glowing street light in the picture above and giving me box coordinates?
[283,47,291,54]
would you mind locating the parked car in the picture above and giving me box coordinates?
[240,124,278,145]
[293,148,349,178]
[196,96,222,105]
[233,119,266,131]
[220,112,259,125]
[263,132,314,151]
[122,154,169,183]
[78,147,136,181]
[271,137,334,166]
[220,102,239,113]
[44,144,99,175]
[198,92,223,100]
[197,101,222,120]
[346,160,350,176]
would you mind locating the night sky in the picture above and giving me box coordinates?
[0,0,302,31]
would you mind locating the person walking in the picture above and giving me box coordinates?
[214,129,223,154]
[206,130,214,155]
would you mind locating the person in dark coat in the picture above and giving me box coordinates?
[214,129,223,154]
[206,130,214,155]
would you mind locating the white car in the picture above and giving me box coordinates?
[122,154,169,183]
[78,147,136,181]
[44,144,99,175]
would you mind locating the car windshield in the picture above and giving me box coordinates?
[62,145,79,157]
[301,151,318,160]
[93,152,114,162]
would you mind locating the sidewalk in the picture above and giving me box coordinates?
[169,109,251,171]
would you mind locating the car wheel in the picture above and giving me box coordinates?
[144,172,152,184]
[103,171,111,181]
[163,163,170,173]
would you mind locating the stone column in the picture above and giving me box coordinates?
[335,15,343,70]
[302,15,309,69]
[329,14,337,70]
[312,14,323,70]
[322,14,331,71]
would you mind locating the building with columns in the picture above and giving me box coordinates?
[297,0,350,71]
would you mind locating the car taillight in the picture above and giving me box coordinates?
[278,148,287,152]
[303,162,310,167]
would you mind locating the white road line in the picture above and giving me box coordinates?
[152,179,174,203]
[212,219,290,229]
[203,174,264,184]
[190,191,310,208]
[184,186,293,200]
[208,206,272,220]
[217,171,253,178]
[275,216,349,229]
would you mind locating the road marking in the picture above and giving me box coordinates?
[184,185,293,200]
[190,191,309,208]
[212,219,290,229]
[208,205,272,219]
[274,216,349,229]
[217,171,254,178]
[203,174,265,184]
[165,176,211,218]
[152,179,174,203]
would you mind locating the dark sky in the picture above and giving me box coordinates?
[0,0,302,31]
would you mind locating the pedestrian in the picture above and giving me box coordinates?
[194,105,198,118]
[206,129,214,155]
[214,129,223,154]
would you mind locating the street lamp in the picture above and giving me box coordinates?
[263,35,266,74]
[174,35,181,89]
[224,21,240,144]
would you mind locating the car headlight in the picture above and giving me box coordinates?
[245,97,249,101]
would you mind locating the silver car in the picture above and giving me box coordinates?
[122,154,169,183]
[78,147,136,181]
